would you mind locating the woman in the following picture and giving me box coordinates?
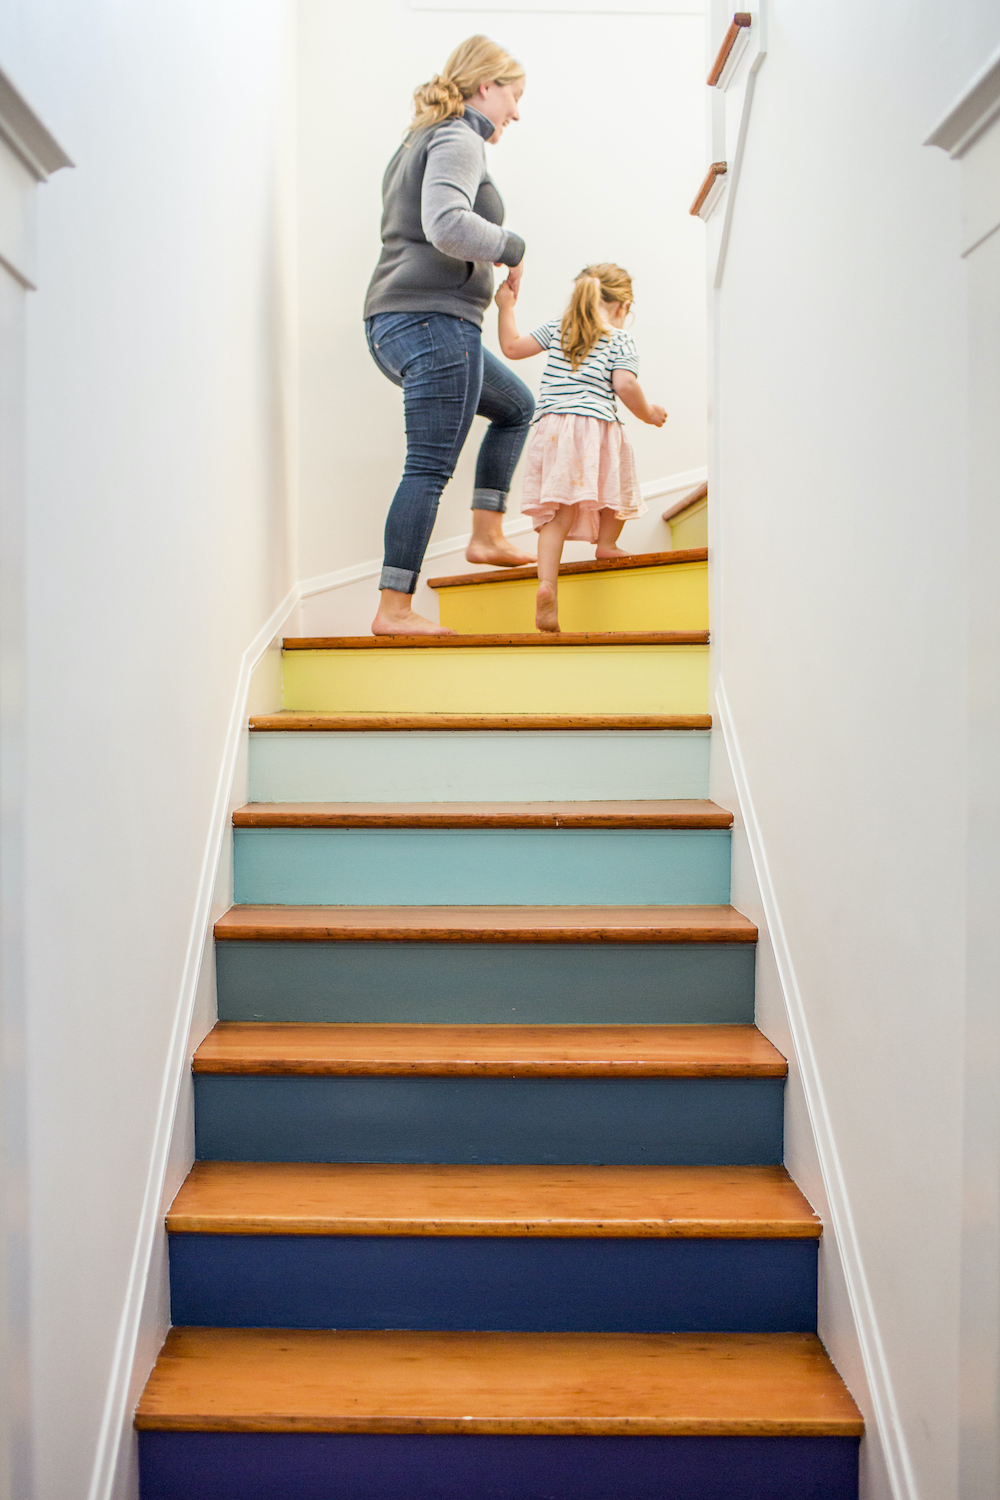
[364,35,535,635]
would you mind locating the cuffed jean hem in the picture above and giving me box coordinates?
[379,564,418,594]
[472,487,507,513]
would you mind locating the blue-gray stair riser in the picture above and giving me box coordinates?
[215,942,756,1024]
[138,1432,860,1500]
[233,827,732,906]
[168,1233,817,1333]
[194,1076,784,1165]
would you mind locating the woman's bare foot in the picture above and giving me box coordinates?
[372,589,455,636]
[535,581,560,633]
[465,537,535,568]
[595,544,634,560]
[466,512,535,568]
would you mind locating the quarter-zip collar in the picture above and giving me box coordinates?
[462,105,495,142]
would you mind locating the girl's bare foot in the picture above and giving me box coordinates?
[465,537,535,568]
[595,544,633,560]
[535,581,560,633]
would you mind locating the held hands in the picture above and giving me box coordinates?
[495,277,517,310]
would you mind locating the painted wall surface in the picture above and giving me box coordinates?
[709,3,1000,1497]
[297,0,708,615]
[0,3,296,1496]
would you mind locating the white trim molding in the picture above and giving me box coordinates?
[926,40,1000,159]
[86,584,302,1500]
[714,674,919,1500]
[410,0,702,11]
[0,67,72,182]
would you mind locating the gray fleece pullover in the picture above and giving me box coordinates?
[364,107,525,328]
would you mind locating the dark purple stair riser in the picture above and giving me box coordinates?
[138,1431,860,1500]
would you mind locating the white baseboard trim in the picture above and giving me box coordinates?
[297,466,708,601]
[86,582,302,1500]
[714,673,917,1500]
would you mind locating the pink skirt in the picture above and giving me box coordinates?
[519,413,647,543]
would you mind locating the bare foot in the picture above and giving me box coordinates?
[535,581,560,633]
[465,539,535,568]
[371,606,455,637]
[595,545,634,560]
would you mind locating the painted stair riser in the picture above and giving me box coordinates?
[168,1234,817,1333]
[282,646,709,716]
[249,730,711,803]
[193,1076,784,1166]
[435,561,708,636]
[670,503,708,551]
[233,828,732,906]
[139,1432,860,1500]
[215,942,756,1025]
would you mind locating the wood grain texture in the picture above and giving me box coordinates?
[707,13,752,84]
[248,713,713,732]
[167,1161,819,1238]
[135,1328,863,1435]
[213,904,758,944]
[282,632,708,650]
[192,1022,786,1079]
[231,800,733,830]
[689,161,727,216]
[428,549,708,590]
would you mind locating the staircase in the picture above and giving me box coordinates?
[135,547,862,1498]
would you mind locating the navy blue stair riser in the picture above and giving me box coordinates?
[215,942,756,1025]
[168,1233,817,1333]
[232,827,732,906]
[138,1432,860,1500]
[194,1075,784,1166]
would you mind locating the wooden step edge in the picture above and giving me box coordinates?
[427,547,708,590]
[135,1411,864,1436]
[191,1056,786,1079]
[281,631,709,650]
[248,713,714,732]
[212,905,759,944]
[167,1213,820,1238]
[231,800,734,830]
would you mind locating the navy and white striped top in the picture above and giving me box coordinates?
[530,318,639,423]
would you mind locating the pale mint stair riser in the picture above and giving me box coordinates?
[233,828,731,906]
[248,730,711,803]
[215,942,756,1024]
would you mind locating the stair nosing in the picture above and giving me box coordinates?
[231,800,734,830]
[248,713,714,731]
[281,631,709,650]
[427,547,708,590]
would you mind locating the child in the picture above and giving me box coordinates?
[496,263,666,632]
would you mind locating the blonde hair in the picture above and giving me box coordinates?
[409,35,524,135]
[560,264,634,370]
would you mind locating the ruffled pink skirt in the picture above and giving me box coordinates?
[519,413,647,543]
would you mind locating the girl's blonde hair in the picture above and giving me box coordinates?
[409,35,524,135]
[560,264,634,370]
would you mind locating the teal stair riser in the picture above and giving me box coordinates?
[194,1075,784,1165]
[233,827,731,906]
[248,730,711,803]
[215,942,756,1024]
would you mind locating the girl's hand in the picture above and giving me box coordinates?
[495,278,516,310]
[647,404,667,427]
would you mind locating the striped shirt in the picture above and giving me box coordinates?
[530,318,639,423]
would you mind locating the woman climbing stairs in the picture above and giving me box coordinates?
[135,547,862,1498]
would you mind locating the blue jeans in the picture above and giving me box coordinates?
[366,312,535,593]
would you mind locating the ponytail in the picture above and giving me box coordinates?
[560,263,635,369]
[409,35,524,136]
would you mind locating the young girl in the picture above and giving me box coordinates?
[496,263,666,632]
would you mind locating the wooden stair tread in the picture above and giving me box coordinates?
[167,1162,819,1238]
[427,548,708,589]
[213,905,758,944]
[232,799,733,829]
[192,1022,786,1078]
[135,1328,863,1435]
[248,713,713,731]
[282,631,708,650]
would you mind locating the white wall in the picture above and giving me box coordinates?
[709,3,1000,1496]
[0,3,297,1495]
[297,0,708,628]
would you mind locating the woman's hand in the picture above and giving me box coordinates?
[495,260,524,300]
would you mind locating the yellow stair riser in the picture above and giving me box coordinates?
[437,561,708,636]
[669,501,708,551]
[283,645,709,716]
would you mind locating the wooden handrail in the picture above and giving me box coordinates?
[662,481,707,523]
[707,13,751,86]
[689,163,727,217]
